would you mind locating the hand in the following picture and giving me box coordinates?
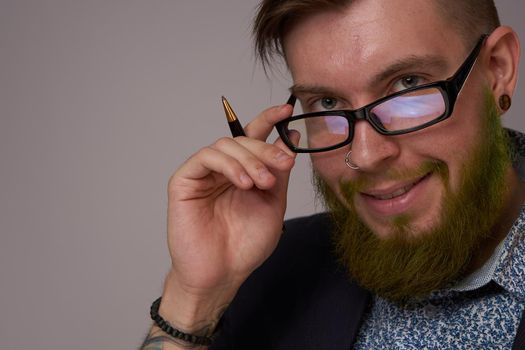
[162,104,297,320]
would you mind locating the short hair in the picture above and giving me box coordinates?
[253,0,501,69]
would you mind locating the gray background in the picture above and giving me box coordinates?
[1,1,523,348]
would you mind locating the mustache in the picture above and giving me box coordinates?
[338,159,449,200]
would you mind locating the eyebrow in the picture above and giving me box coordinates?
[289,84,340,97]
[289,55,450,97]
[370,55,450,87]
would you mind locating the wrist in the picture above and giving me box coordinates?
[151,297,220,348]
[159,270,234,333]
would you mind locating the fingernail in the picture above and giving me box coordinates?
[258,167,271,180]
[240,172,251,185]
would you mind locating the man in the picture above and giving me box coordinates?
[142,0,525,349]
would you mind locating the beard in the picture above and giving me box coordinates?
[314,93,515,302]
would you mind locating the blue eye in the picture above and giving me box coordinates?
[320,97,338,110]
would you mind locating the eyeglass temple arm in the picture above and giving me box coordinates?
[449,34,488,94]
[275,95,297,136]
[286,94,297,106]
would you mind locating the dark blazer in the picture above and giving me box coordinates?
[211,213,525,350]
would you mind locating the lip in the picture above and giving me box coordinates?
[358,173,432,217]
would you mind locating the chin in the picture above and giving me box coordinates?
[357,211,443,242]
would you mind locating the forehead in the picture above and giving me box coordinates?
[283,0,466,93]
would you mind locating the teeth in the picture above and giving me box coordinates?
[372,183,416,200]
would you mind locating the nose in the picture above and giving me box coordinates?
[349,120,400,171]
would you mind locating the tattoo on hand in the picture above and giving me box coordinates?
[140,333,198,349]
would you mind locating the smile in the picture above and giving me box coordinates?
[365,174,429,200]
[357,173,433,217]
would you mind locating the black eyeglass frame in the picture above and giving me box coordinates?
[275,34,488,153]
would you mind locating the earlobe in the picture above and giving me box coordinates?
[484,26,521,107]
[498,94,512,112]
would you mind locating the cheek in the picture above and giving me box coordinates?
[424,112,485,191]
[310,149,352,199]
[403,133,471,194]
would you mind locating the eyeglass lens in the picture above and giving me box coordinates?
[287,87,446,150]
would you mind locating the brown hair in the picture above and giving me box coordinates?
[253,0,500,69]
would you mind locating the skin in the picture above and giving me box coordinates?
[143,0,522,348]
[283,1,523,253]
[144,106,298,349]
[316,92,515,301]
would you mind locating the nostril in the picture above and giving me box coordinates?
[349,123,400,171]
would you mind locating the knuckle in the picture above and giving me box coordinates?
[167,172,184,195]
[250,158,265,169]
[250,159,268,175]
[196,146,214,158]
[214,137,233,149]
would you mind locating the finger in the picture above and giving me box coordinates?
[243,104,293,141]
[211,137,295,190]
[225,136,296,172]
[173,146,254,190]
[272,128,300,157]
[270,131,300,196]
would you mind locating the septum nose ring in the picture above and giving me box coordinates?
[345,150,360,170]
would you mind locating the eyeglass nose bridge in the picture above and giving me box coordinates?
[342,105,380,145]
[345,106,368,121]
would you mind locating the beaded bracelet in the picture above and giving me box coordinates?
[150,297,217,346]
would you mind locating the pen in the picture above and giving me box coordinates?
[222,96,246,137]
[222,95,286,233]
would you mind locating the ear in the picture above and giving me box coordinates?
[483,26,521,109]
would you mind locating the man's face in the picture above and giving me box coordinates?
[282,0,517,300]
[314,94,511,301]
[284,0,495,239]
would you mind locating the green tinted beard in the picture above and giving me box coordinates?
[314,90,512,302]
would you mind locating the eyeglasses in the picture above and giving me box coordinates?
[275,35,488,153]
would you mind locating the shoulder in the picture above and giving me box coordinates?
[240,212,336,292]
[285,211,332,228]
[279,212,335,259]
[284,212,333,240]
[241,212,337,283]
[221,214,334,317]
